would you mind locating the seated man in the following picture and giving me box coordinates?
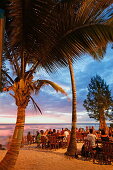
[81,129,97,157]
[86,129,96,148]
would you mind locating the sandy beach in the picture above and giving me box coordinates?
[0,143,112,170]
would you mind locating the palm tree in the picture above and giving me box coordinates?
[1,75,68,169]
[0,8,5,86]
[0,0,113,168]
[65,58,77,157]
[62,0,113,157]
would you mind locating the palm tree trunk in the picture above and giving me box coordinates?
[0,10,5,86]
[66,59,77,157]
[0,106,26,170]
[99,112,107,131]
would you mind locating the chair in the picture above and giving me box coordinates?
[82,140,95,160]
[57,135,65,148]
[61,135,70,148]
[93,141,113,164]
[76,133,84,143]
[41,136,47,149]
[48,136,59,149]
[101,142,113,164]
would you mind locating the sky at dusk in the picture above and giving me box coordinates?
[0,44,113,124]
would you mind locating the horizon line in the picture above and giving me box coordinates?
[0,122,112,125]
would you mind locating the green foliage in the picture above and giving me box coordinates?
[1,0,113,100]
[110,123,113,128]
[83,75,113,121]
[0,57,8,92]
[0,0,113,75]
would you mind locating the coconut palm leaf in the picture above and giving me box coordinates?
[1,1,113,168]
[34,79,68,97]
[30,96,42,114]
[1,69,14,84]
[1,0,113,74]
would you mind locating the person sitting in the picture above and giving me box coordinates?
[48,129,52,135]
[85,126,89,133]
[61,128,64,135]
[86,129,96,148]
[81,129,97,157]
[44,129,49,136]
[101,129,109,142]
[52,129,57,136]
[56,130,60,137]
[27,131,32,145]
[63,128,70,146]
[40,130,45,136]
[36,131,41,147]
[64,128,70,138]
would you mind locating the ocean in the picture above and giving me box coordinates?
[0,122,111,146]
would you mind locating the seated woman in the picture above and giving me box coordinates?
[101,129,109,142]
[27,131,32,145]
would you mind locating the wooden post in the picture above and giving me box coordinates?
[0,9,5,89]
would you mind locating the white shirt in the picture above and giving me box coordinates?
[64,131,69,138]
[86,134,96,147]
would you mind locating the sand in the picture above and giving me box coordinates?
[0,143,112,170]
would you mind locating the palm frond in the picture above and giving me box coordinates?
[75,0,113,25]
[1,0,113,73]
[32,0,113,71]
[33,79,69,99]
[30,96,42,114]
[2,69,14,85]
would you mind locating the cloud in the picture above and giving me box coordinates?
[0,46,113,123]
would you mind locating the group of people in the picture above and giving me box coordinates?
[86,128,109,147]
[81,128,112,158]
[26,126,113,149]
[26,128,70,147]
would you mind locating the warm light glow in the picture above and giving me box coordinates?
[25,115,68,123]
[0,117,16,124]
[0,115,70,124]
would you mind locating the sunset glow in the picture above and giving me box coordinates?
[0,46,113,124]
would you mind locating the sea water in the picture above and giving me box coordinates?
[0,123,111,146]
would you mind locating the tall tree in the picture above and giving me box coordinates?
[60,0,113,157]
[65,59,77,157]
[0,8,5,87]
[0,56,8,92]
[0,0,113,168]
[1,76,68,170]
[83,75,113,130]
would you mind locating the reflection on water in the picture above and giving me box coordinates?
[0,123,110,146]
